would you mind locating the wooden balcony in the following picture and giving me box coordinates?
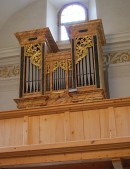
[0,97,130,167]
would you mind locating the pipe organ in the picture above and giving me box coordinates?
[66,19,106,90]
[14,19,106,109]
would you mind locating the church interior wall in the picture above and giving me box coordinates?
[108,62,130,98]
[96,0,130,35]
[46,0,58,41]
[0,0,130,111]
[88,0,97,20]
[0,0,47,49]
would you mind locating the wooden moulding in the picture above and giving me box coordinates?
[15,27,59,52]
[69,86,105,103]
[66,19,106,46]
[0,96,130,119]
[14,86,105,109]
[0,137,130,167]
[14,95,49,109]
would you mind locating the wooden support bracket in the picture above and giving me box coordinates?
[112,158,123,169]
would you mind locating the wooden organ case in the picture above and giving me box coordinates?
[14,19,106,109]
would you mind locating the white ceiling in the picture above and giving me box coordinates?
[0,0,37,30]
[0,0,89,30]
[49,0,89,9]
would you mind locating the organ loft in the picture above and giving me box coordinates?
[0,19,130,169]
[14,19,106,108]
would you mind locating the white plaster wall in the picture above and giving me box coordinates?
[46,0,58,41]
[88,0,97,20]
[0,78,19,111]
[0,50,20,111]
[108,62,130,98]
[0,0,47,49]
[96,0,130,34]
[0,0,130,111]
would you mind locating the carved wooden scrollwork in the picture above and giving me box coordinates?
[25,43,42,69]
[53,60,66,71]
[75,35,93,64]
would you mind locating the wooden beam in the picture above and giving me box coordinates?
[0,97,130,120]
[112,158,123,169]
[0,147,130,167]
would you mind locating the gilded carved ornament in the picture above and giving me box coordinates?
[75,35,93,64]
[67,59,72,70]
[46,60,72,74]
[25,43,42,69]
[53,60,66,71]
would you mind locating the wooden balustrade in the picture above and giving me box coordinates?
[1,97,130,148]
[0,97,130,167]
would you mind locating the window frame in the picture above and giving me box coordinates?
[58,2,89,41]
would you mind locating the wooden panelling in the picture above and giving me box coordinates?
[0,103,130,148]
[114,106,130,137]
[108,107,116,138]
[39,113,65,144]
[28,116,40,144]
[83,110,101,140]
[100,109,109,138]
[55,113,65,143]
[0,99,130,167]
[83,110,91,140]
[0,118,23,147]
[23,116,29,145]
[128,106,130,135]
[0,120,5,147]
[68,111,84,141]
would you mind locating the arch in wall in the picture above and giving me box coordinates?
[58,2,88,41]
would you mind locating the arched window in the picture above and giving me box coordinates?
[58,3,88,41]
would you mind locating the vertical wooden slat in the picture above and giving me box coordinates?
[83,110,101,140]
[127,106,130,135]
[108,107,116,138]
[69,111,84,141]
[100,109,109,139]
[64,111,71,142]
[15,118,23,146]
[28,116,40,144]
[23,116,29,145]
[4,119,16,147]
[115,107,129,137]
[0,118,24,147]
[55,113,65,143]
[40,115,56,144]
[83,110,91,140]
[0,120,5,147]
[89,110,101,140]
